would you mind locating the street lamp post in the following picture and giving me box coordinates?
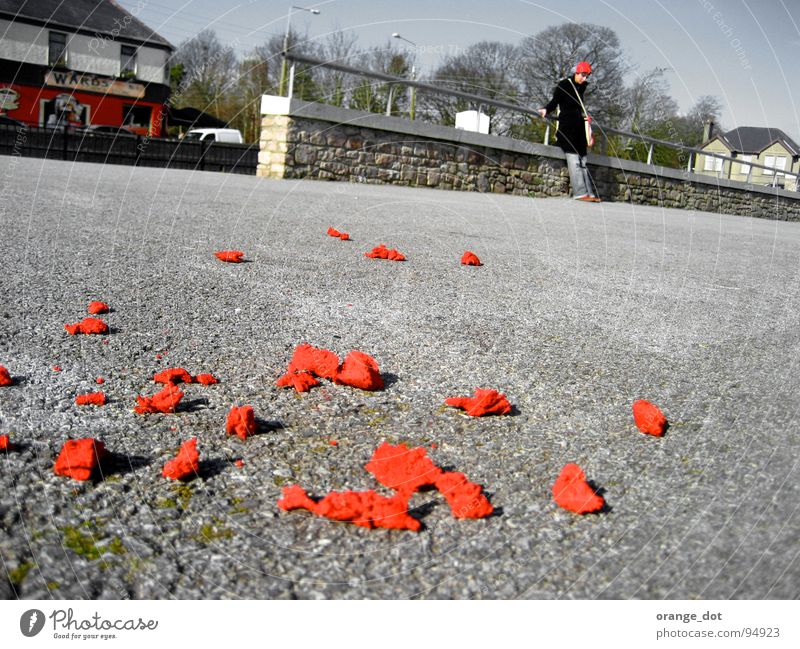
[279,5,320,97]
[391,32,416,120]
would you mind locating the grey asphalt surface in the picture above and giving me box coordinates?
[1,154,798,600]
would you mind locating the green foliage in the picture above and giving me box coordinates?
[9,562,33,585]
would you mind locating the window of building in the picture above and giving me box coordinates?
[122,103,152,131]
[120,45,137,78]
[703,154,723,172]
[48,32,67,67]
[739,155,752,175]
[763,155,787,176]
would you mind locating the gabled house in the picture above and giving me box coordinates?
[695,125,800,190]
[0,0,173,135]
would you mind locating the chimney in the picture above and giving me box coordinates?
[703,119,715,142]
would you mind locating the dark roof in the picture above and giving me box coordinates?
[0,0,173,49]
[719,126,800,156]
[167,106,227,129]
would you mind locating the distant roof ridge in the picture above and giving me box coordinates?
[721,125,800,156]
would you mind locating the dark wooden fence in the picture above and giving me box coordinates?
[0,124,257,174]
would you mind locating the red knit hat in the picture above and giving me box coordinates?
[575,61,592,74]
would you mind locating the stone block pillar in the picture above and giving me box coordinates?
[257,95,292,179]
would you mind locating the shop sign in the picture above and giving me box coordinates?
[44,71,145,99]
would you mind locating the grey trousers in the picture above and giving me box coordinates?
[565,152,596,198]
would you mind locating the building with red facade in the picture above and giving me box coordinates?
[0,0,173,135]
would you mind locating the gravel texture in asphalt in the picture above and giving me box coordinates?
[0,155,798,599]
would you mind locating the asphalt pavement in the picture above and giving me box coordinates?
[0,155,798,599]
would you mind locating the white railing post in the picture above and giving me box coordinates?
[288,62,296,98]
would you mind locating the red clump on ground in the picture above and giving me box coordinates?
[461,251,482,266]
[445,388,512,416]
[64,317,108,335]
[75,392,106,406]
[0,434,13,451]
[0,366,13,386]
[287,343,340,380]
[214,250,245,263]
[87,301,110,314]
[162,438,199,481]
[365,442,442,495]
[327,227,350,240]
[53,365,62,372]
[235,459,244,468]
[434,471,494,518]
[364,244,405,261]
[277,370,319,392]
[226,405,256,440]
[552,463,605,514]
[153,367,193,384]
[193,373,218,385]
[329,440,338,446]
[277,486,421,531]
[96,377,105,384]
[339,232,350,241]
[633,399,667,436]
[335,350,384,391]
[134,383,183,414]
[53,438,108,481]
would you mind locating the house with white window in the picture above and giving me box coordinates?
[0,0,173,135]
[695,126,800,191]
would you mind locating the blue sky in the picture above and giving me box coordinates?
[119,0,800,142]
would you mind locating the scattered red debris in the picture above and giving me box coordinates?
[102,339,110,345]
[193,373,218,385]
[434,471,494,519]
[365,442,442,495]
[327,227,350,240]
[339,232,350,241]
[552,463,605,514]
[95,377,105,384]
[329,440,338,446]
[0,366,13,386]
[364,243,405,261]
[226,405,256,440]
[445,388,512,417]
[64,317,108,335]
[461,251,482,266]
[335,350,384,391]
[52,365,62,372]
[430,442,438,449]
[155,353,162,360]
[278,486,421,531]
[87,301,110,314]
[75,392,107,406]
[153,367,193,384]
[53,438,108,481]
[277,370,319,392]
[632,399,667,436]
[162,438,199,481]
[287,343,340,380]
[0,434,13,451]
[235,459,244,468]
[134,383,183,414]
[214,250,245,263]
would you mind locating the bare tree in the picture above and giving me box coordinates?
[315,30,360,106]
[624,67,679,134]
[171,29,237,116]
[348,42,415,115]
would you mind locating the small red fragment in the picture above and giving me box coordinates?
[632,399,667,437]
[364,243,405,261]
[52,365,62,372]
[64,317,108,335]
[0,366,13,386]
[134,383,183,414]
[276,370,319,392]
[278,486,421,531]
[445,388,512,417]
[434,471,494,518]
[96,377,105,384]
[235,459,244,468]
[552,463,605,514]
[461,251,482,266]
[365,442,442,495]
[75,392,106,406]
[155,353,162,360]
[162,438,199,481]
[53,438,108,481]
[193,373,218,385]
[327,227,350,240]
[215,250,244,263]
[0,434,13,451]
[339,232,350,241]
[87,301,110,314]
[329,440,338,446]
[226,405,256,440]
[153,367,193,384]
[335,350,384,391]
[287,343,340,380]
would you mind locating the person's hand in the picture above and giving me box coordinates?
[537,108,547,118]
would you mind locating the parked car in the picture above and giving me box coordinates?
[184,128,243,144]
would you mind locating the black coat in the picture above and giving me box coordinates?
[543,77,589,156]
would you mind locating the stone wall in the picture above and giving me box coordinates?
[258,96,800,221]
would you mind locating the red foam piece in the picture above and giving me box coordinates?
[633,399,667,436]
[0,365,13,386]
[193,373,218,385]
[365,442,442,495]
[75,392,106,406]
[277,371,319,392]
[162,438,199,480]
[287,343,339,380]
[214,250,244,263]
[226,405,256,440]
[0,434,13,451]
[134,384,183,414]
[334,350,384,391]
[96,377,105,384]
[552,463,605,514]
[64,317,108,335]
[364,243,405,261]
[338,232,350,241]
[87,301,110,314]
[153,367,193,384]
[461,251,482,266]
[327,227,341,237]
[445,388,512,417]
[434,471,494,518]
[54,438,108,481]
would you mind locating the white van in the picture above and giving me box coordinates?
[184,128,243,144]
